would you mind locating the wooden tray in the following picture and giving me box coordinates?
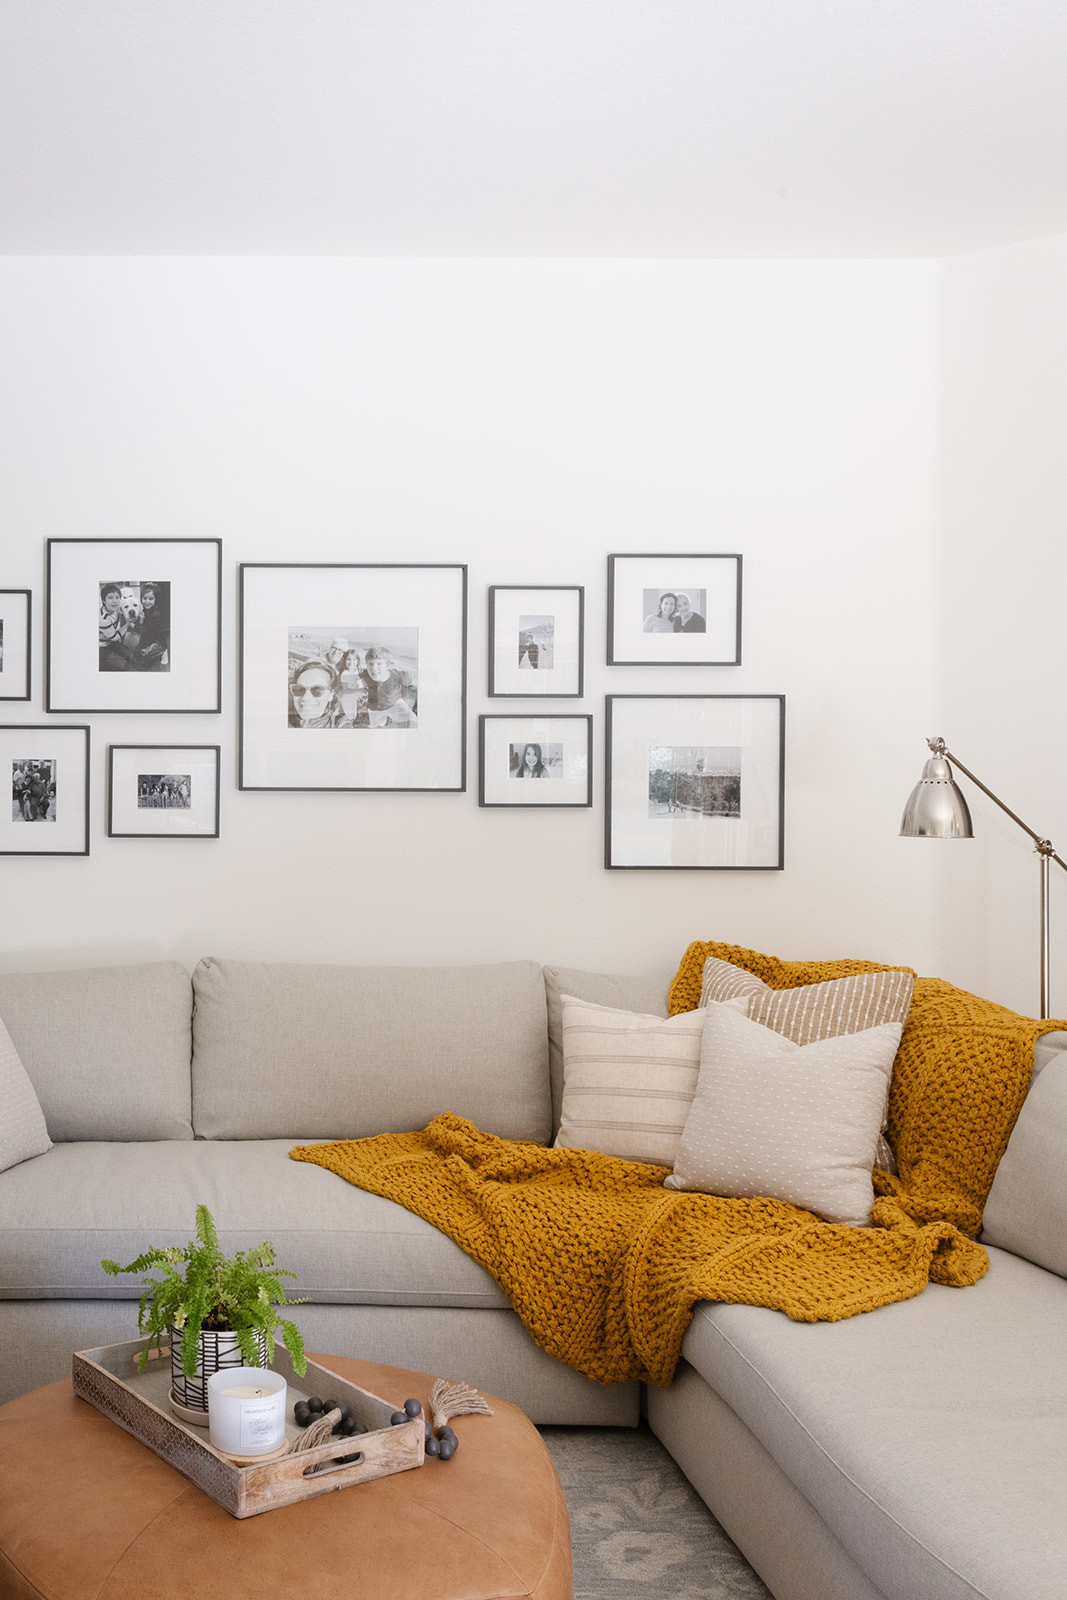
[72,1337,424,1518]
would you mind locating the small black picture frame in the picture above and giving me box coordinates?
[107,745,222,838]
[606,553,742,666]
[479,714,593,807]
[1,724,90,856]
[488,585,584,697]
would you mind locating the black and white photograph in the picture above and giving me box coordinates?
[97,579,171,673]
[607,554,742,665]
[480,715,593,807]
[11,759,56,823]
[137,774,191,809]
[517,615,554,672]
[605,695,783,868]
[46,539,221,713]
[641,588,707,634]
[648,745,741,818]
[108,745,221,838]
[287,627,418,728]
[509,741,563,779]
[0,590,31,702]
[240,564,466,791]
[488,586,584,697]
[0,725,89,856]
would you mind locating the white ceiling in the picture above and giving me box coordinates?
[3,0,1067,258]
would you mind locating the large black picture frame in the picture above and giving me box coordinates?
[605,694,784,869]
[239,563,468,792]
[0,590,31,702]
[46,538,222,714]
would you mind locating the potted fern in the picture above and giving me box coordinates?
[102,1203,308,1420]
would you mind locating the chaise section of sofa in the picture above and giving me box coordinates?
[648,1029,1067,1600]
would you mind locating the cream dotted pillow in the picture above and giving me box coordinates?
[700,955,913,1172]
[666,1002,902,1226]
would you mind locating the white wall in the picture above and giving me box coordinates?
[0,257,943,984]
[937,233,1067,1015]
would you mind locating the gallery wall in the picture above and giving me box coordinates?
[0,254,954,989]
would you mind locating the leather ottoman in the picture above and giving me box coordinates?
[0,1356,573,1600]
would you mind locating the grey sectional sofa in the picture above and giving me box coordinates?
[1,955,1064,1600]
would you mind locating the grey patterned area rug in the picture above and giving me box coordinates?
[539,1423,773,1600]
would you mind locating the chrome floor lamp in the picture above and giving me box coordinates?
[900,736,1067,1019]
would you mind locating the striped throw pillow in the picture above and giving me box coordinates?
[699,956,914,1171]
[553,994,748,1167]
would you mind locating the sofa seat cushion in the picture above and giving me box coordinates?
[0,1141,511,1311]
[191,957,551,1143]
[679,1249,1067,1600]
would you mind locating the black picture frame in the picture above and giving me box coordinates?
[479,714,593,807]
[487,585,584,697]
[0,590,31,702]
[606,553,742,666]
[239,563,467,792]
[107,745,222,838]
[45,538,223,713]
[1,724,90,856]
[605,694,784,869]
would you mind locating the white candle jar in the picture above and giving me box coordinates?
[207,1367,288,1456]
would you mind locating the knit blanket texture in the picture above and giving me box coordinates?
[290,942,1060,1388]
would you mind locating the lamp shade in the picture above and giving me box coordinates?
[899,754,974,839]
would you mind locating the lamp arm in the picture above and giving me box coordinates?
[929,737,1067,873]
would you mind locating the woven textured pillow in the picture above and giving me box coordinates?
[0,1014,51,1174]
[666,1004,902,1226]
[700,955,913,1170]
[554,995,748,1167]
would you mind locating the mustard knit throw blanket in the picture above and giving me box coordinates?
[290,942,1061,1388]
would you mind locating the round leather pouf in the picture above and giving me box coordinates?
[0,1356,573,1600]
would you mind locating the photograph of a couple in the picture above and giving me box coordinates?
[98,581,171,672]
[647,745,741,819]
[642,589,706,633]
[287,627,418,728]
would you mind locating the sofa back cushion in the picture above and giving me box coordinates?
[0,962,193,1140]
[0,1015,52,1171]
[981,1031,1067,1278]
[191,956,551,1141]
